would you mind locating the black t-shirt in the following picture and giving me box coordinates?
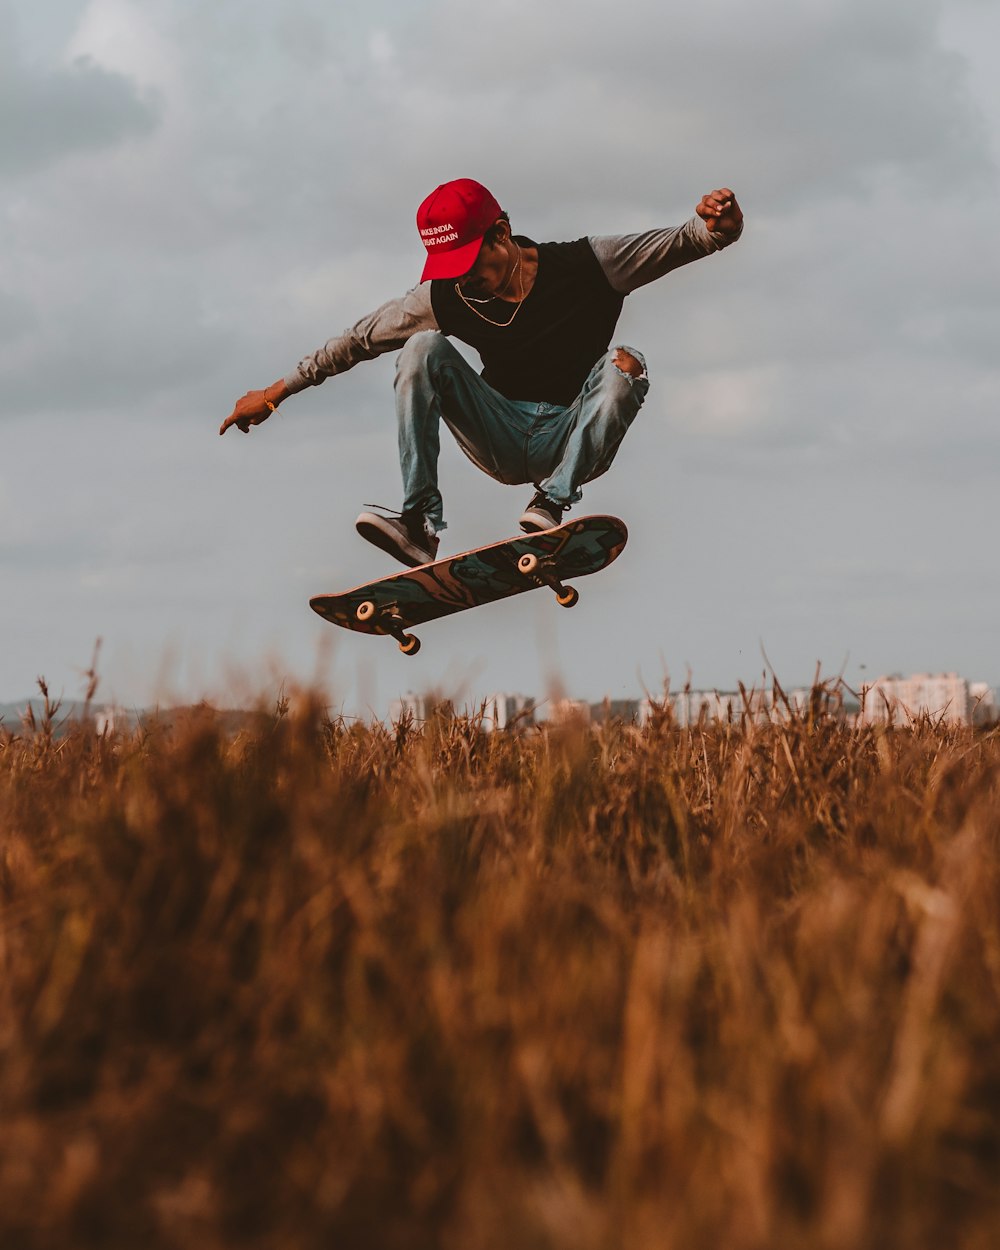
[429,237,625,407]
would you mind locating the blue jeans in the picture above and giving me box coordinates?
[395,331,649,531]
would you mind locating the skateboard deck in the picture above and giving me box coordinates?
[309,514,628,654]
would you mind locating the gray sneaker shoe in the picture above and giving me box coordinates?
[519,491,566,533]
[355,508,439,567]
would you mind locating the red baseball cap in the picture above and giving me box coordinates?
[416,178,503,281]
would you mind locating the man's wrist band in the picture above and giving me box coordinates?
[264,398,276,413]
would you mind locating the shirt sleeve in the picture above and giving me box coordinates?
[588,215,743,295]
[283,283,439,393]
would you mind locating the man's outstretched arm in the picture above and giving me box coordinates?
[219,284,438,436]
[590,187,744,295]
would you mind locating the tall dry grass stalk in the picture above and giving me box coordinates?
[1,692,999,1249]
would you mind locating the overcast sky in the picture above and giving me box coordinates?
[2,0,998,716]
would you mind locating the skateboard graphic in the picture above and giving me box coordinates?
[309,515,628,655]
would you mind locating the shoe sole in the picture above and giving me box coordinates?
[356,518,432,568]
[519,512,561,534]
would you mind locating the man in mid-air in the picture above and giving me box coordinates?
[221,178,743,567]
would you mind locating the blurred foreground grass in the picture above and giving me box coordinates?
[2,692,999,1249]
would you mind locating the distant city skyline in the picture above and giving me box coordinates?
[5,668,996,734]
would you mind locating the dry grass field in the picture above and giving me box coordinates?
[2,687,999,1249]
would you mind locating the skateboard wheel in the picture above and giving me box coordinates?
[398,634,421,656]
[518,552,539,575]
[556,586,579,608]
[356,600,377,623]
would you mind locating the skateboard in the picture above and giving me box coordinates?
[309,515,628,655]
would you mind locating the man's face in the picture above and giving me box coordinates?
[455,226,510,299]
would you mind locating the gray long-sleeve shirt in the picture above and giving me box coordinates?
[283,215,739,394]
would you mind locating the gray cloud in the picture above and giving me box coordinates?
[0,44,160,178]
[323,0,992,228]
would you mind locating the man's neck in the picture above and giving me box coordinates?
[495,240,538,305]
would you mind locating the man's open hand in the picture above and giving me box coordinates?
[696,188,742,239]
[219,381,288,435]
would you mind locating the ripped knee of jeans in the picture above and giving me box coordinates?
[612,346,647,381]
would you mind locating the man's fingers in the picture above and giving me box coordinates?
[696,188,741,236]
[220,415,253,434]
[220,394,272,435]
[706,188,734,207]
[699,188,737,214]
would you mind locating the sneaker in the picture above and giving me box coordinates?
[519,491,566,533]
[355,508,439,567]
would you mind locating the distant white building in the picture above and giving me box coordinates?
[95,705,129,735]
[387,692,534,731]
[638,687,820,727]
[387,693,452,724]
[479,693,535,732]
[860,673,996,726]
[644,690,742,726]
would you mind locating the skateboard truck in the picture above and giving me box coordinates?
[516,552,580,608]
[356,600,421,655]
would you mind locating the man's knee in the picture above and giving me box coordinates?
[397,330,451,377]
[611,346,645,380]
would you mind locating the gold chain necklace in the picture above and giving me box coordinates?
[455,243,527,327]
